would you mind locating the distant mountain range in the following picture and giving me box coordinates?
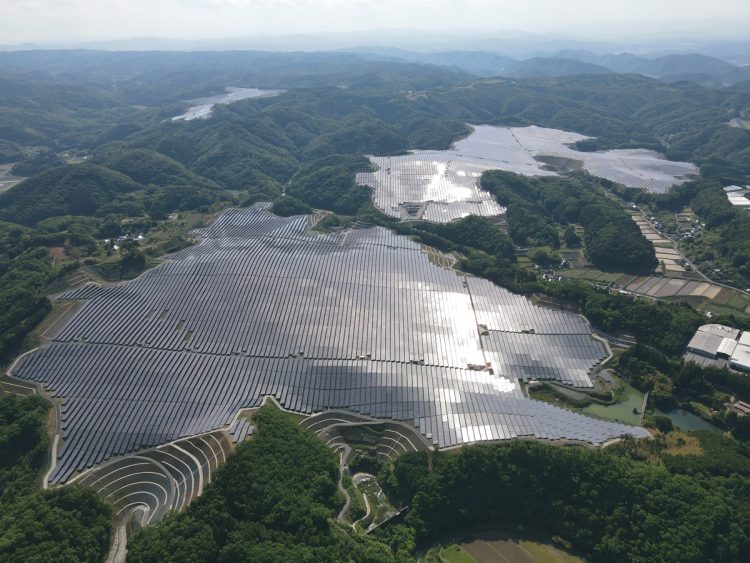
[344,47,750,86]
[1,34,749,88]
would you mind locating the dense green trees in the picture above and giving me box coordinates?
[271,195,313,217]
[10,151,64,176]
[1,486,113,563]
[0,394,49,502]
[93,146,220,192]
[479,171,560,248]
[0,249,54,365]
[380,441,749,563]
[563,226,581,248]
[682,182,750,287]
[661,431,750,476]
[0,164,143,225]
[0,395,112,562]
[391,215,516,264]
[288,155,372,214]
[580,204,657,273]
[128,406,394,563]
[584,294,702,355]
[481,170,657,273]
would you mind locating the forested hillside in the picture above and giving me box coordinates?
[377,440,750,562]
[481,171,657,273]
[0,395,111,562]
[0,164,143,225]
[127,406,393,562]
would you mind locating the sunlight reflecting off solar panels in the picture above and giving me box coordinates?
[358,124,699,223]
[12,205,648,482]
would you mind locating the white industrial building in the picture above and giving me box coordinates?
[724,185,750,209]
[686,324,750,372]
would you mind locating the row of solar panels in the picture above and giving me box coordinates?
[533,150,694,194]
[56,224,591,369]
[13,206,642,484]
[485,332,606,388]
[57,277,485,367]
[359,154,506,223]
[229,418,254,444]
[15,342,639,483]
[193,206,426,251]
[468,278,592,335]
[421,200,505,223]
[194,205,337,244]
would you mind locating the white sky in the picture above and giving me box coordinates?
[1,0,749,45]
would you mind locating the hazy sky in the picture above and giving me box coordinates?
[2,0,749,45]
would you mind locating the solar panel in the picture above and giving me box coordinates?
[357,125,699,217]
[12,204,648,483]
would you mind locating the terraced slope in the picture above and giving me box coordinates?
[72,431,234,525]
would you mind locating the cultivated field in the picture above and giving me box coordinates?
[428,535,582,563]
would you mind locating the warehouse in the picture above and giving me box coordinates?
[730,332,750,372]
[685,324,750,372]
[686,324,740,358]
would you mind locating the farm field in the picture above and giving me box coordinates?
[427,535,582,563]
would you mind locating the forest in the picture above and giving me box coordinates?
[377,439,750,563]
[0,394,111,562]
[480,170,657,273]
[127,406,394,563]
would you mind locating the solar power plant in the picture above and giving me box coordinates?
[475,125,698,193]
[356,156,505,222]
[12,205,648,483]
[358,126,699,221]
[171,87,283,122]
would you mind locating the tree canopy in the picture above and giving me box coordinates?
[127,406,394,563]
[0,394,111,562]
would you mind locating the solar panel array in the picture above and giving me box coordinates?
[229,419,254,444]
[484,333,606,387]
[12,205,648,483]
[532,149,698,194]
[468,278,592,334]
[358,125,699,219]
[358,155,507,223]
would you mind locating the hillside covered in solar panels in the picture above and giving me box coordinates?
[12,204,647,483]
[3,48,750,562]
[357,125,698,223]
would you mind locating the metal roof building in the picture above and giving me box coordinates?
[717,338,738,358]
[730,345,750,372]
[687,324,741,358]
